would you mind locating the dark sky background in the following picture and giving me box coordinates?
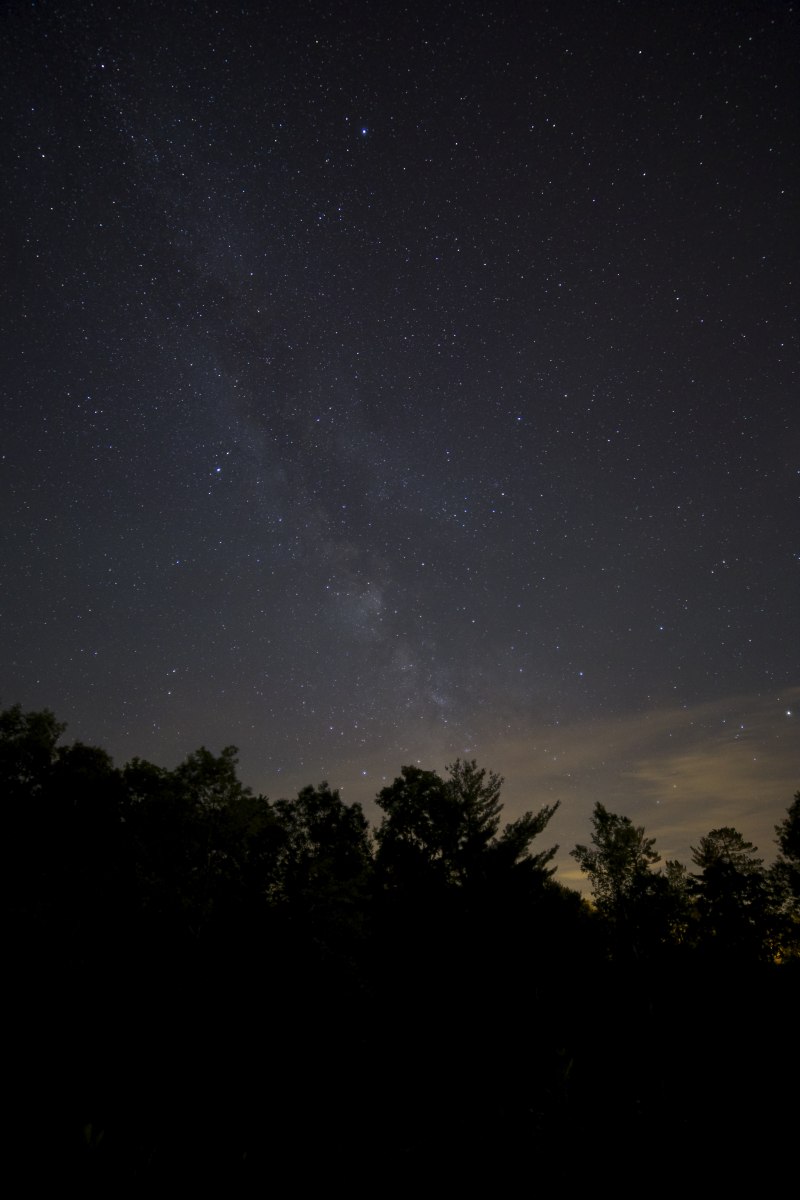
[2,0,797,885]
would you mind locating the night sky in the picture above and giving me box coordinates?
[2,0,797,885]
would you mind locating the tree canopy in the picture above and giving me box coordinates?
[773,792,800,913]
[690,827,770,959]
[571,802,660,915]
[375,758,559,891]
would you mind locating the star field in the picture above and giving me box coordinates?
[1,0,797,876]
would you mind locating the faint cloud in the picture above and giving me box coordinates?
[482,687,799,885]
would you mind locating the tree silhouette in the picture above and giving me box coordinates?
[772,792,800,916]
[375,758,558,892]
[690,827,769,960]
[122,745,281,949]
[571,804,659,913]
[0,703,65,801]
[570,802,691,961]
[272,782,372,897]
[775,792,800,864]
[269,781,373,969]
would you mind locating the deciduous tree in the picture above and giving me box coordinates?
[571,802,660,918]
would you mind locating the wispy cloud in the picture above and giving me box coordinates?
[486,687,799,884]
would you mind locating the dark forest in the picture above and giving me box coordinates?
[6,703,798,1188]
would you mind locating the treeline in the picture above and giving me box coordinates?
[4,704,798,1188]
